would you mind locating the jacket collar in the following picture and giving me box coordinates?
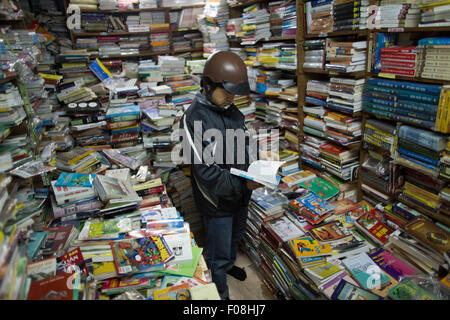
[194,91,237,116]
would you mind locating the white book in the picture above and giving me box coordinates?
[230,160,285,189]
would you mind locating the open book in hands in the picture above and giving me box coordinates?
[230,160,285,189]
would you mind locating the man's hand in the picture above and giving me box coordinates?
[259,150,280,161]
[247,180,264,190]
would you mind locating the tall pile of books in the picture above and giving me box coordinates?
[363,119,396,155]
[419,1,450,27]
[199,0,230,58]
[304,0,334,35]
[319,142,359,181]
[240,3,271,45]
[328,77,364,115]
[325,39,366,73]
[268,0,296,37]
[362,78,442,130]
[106,103,141,148]
[150,33,170,53]
[416,37,450,81]
[376,0,420,28]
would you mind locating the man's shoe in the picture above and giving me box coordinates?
[226,266,247,281]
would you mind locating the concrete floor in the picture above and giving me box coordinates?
[227,248,276,300]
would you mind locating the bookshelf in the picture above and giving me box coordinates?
[63,0,205,59]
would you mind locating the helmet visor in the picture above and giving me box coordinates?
[222,80,251,95]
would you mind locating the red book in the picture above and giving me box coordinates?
[27,273,75,300]
[380,53,417,60]
[380,59,417,69]
[356,209,394,244]
[380,46,418,53]
[380,67,416,76]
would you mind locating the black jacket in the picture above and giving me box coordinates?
[180,91,255,217]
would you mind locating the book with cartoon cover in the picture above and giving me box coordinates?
[298,192,335,216]
[110,235,174,275]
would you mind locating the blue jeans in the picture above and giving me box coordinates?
[203,206,248,300]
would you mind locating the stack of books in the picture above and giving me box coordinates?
[55,147,100,173]
[360,151,393,204]
[268,0,296,37]
[305,0,334,35]
[81,13,108,32]
[287,191,335,225]
[150,33,170,52]
[226,17,244,40]
[159,56,185,76]
[362,78,442,130]
[363,119,396,155]
[99,0,118,10]
[304,79,328,139]
[303,39,326,70]
[379,45,418,77]
[240,3,271,45]
[332,0,366,32]
[416,37,450,81]
[106,104,141,148]
[325,39,367,73]
[419,0,450,27]
[200,0,230,58]
[69,0,98,11]
[328,77,364,115]
[319,142,359,181]
[324,111,362,148]
[376,0,420,28]
[395,124,446,180]
[234,94,255,123]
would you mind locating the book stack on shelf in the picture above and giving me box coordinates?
[416,37,450,81]
[268,0,297,37]
[68,0,98,11]
[240,3,272,45]
[99,0,118,10]
[304,0,334,35]
[199,0,230,58]
[325,39,366,73]
[418,0,450,27]
[303,39,326,70]
[332,0,368,32]
[376,0,420,29]
[362,78,442,130]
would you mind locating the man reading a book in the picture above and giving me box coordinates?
[180,51,272,300]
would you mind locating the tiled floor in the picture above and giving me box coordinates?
[227,248,276,300]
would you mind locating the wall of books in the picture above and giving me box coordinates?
[0,0,449,302]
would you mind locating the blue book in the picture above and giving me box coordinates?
[311,0,333,7]
[55,173,97,188]
[398,125,447,151]
[363,90,397,101]
[395,108,436,122]
[298,192,334,216]
[398,147,440,167]
[400,154,439,172]
[27,231,48,259]
[363,102,395,113]
[394,115,435,129]
[418,37,450,47]
[305,96,327,106]
[397,89,440,104]
[366,78,442,95]
[373,33,398,73]
[106,105,140,118]
[397,99,438,115]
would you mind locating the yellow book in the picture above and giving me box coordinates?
[440,86,450,133]
[403,189,439,209]
[289,236,333,258]
[153,283,191,300]
[306,261,344,280]
[419,0,450,8]
[404,181,440,203]
[133,178,163,192]
[93,261,117,278]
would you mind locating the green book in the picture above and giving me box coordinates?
[303,126,325,138]
[388,279,438,300]
[159,246,203,278]
[298,177,340,200]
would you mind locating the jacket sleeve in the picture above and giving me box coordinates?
[181,113,249,201]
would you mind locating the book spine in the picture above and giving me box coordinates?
[398,89,440,104]
[400,154,439,172]
[366,78,442,95]
[397,99,438,115]
[398,147,440,166]
[398,125,444,151]
[394,108,436,122]
[380,68,416,76]
[398,139,440,160]
[394,114,436,129]
[439,87,450,133]
[380,53,417,60]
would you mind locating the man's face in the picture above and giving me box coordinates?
[210,86,235,108]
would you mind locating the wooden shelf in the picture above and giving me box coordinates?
[367,72,450,85]
[76,5,204,13]
[304,30,368,39]
[303,69,365,78]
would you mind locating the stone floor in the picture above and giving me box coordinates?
[227,248,276,300]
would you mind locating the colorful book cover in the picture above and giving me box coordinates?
[88,218,132,239]
[57,247,88,275]
[368,249,417,281]
[342,252,391,290]
[309,220,353,243]
[153,283,191,300]
[298,192,335,216]
[110,235,174,275]
[388,279,438,300]
[331,279,383,300]
[332,198,358,215]
[102,277,158,295]
[356,210,394,244]
[298,177,339,199]
[26,231,48,259]
[27,257,57,282]
[55,173,97,188]
[403,216,450,256]
[289,236,333,258]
